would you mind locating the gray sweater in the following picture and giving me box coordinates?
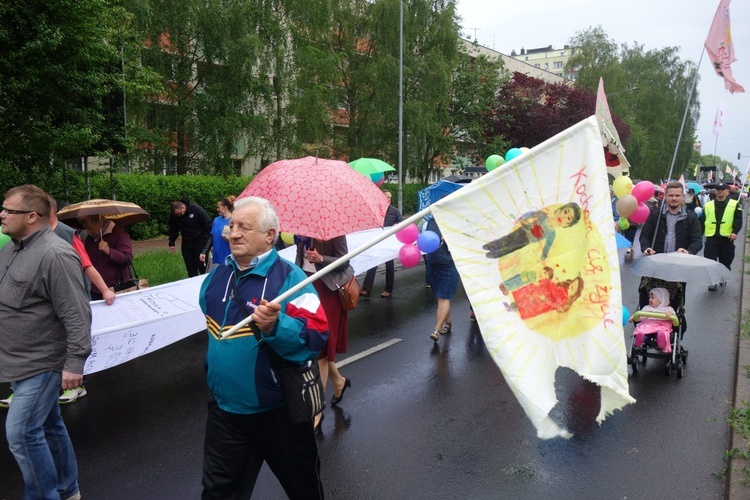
[0,227,92,381]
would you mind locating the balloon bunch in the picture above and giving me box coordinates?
[395,223,440,267]
[486,147,531,172]
[613,177,653,225]
[370,172,385,187]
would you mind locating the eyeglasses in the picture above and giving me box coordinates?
[1,206,34,215]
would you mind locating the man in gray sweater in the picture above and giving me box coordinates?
[0,184,91,500]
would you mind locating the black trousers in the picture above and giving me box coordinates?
[704,236,735,270]
[362,260,395,294]
[182,242,207,277]
[202,402,323,500]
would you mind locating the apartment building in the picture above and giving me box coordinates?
[509,45,575,80]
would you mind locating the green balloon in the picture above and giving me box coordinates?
[486,154,503,171]
[618,218,630,231]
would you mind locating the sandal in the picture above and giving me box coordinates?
[439,322,452,335]
[359,290,370,297]
[430,330,440,342]
[380,291,392,298]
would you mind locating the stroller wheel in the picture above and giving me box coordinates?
[677,363,684,379]
[664,361,671,376]
[640,355,647,366]
[682,349,688,364]
[631,356,639,373]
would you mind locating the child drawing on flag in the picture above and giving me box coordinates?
[501,266,584,320]
[483,203,582,261]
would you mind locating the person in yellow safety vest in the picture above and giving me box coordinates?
[701,182,743,291]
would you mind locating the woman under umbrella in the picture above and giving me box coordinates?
[295,235,353,432]
[78,215,134,300]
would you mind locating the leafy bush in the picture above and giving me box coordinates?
[0,163,427,239]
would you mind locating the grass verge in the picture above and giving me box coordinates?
[133,249,188,287]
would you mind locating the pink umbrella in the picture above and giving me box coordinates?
[238,156,390,240]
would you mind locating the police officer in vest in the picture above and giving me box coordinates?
[702,182,743,290]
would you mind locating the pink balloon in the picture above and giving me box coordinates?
[398,244,422,267]
[629,202,650,224]
[631,181,655,203]
[375,177,385,187]
[396,223,419,244]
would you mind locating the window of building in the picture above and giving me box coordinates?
[553,61,563,69]
[560,51,565,56]
[525,56,529,61]
[534,64,540,68]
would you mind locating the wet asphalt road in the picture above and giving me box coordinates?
[0,235,744,499]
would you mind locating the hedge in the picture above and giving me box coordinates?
[1,169,426,240]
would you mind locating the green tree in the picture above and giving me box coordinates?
[128,0,290,175]
[0,0,133,184]
[567,27,700,182]
[370,0,461,182]
[450,47,508,165]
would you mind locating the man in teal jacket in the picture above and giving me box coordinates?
[199,196,328,499]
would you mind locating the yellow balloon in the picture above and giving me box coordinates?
[615,195,638,218]
[519,147,530,153]
[612,176,634,198]
[280,232,294,245]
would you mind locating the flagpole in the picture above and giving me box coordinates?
[665,48,704,183]
[221,207,433,338]
[650,48,704,251]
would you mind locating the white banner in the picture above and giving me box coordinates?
[85,276,207,374]
[278,228,405,276]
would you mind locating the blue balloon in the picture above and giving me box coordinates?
[370,172,384,183]
[622,306,630,326]
[505,148,523,162]
[417,230,440,253]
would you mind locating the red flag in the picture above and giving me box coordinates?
[705,0,745,93]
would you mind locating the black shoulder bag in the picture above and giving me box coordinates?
[231,278,324,424]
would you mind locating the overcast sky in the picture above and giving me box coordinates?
[456,0,750,175]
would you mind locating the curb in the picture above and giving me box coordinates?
[727,215,749,498]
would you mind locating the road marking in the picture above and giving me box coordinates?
[335,338,402,368]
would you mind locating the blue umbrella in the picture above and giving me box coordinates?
[418,180,465,211]
[616,233,633,249]
[685,181,703,194]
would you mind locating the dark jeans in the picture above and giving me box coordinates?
[704,237,735,270]
[202,402,323,500]
[362,260,395,294]
[183,242,207,277]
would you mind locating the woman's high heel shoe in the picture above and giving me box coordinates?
[331,378,351,406]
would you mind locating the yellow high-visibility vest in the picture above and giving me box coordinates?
[704,199,738,237]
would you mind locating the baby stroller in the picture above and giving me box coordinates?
[629,252,733,378]
[628,277,687,378]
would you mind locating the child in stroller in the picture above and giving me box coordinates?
[629,278,688,377]
[630,287,678,353]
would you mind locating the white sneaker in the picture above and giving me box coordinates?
[59,387,87,405]
[0,393,12,408]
